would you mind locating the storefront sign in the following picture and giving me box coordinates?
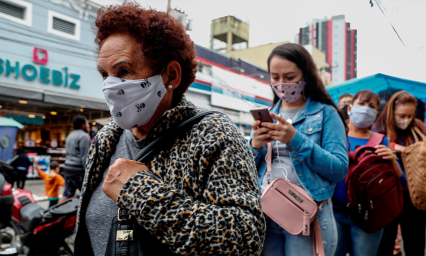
[1,113,44,125]
[27,155,51,178]
[33,48,48,65]
[0,58,81,89]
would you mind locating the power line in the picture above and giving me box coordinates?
[374,0,406,47]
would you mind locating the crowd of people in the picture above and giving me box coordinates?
[7,3,426,256]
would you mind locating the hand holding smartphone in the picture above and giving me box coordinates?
[250,108,274,124]
[250,108,274,149]
[250,108,296,147]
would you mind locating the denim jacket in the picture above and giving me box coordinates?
[248,98,349,201]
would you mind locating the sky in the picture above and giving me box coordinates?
[98,0,426,84]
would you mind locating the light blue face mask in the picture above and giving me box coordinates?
[349,105,377,128]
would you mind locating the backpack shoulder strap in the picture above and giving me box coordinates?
[367,132,385,147]
[134,110,222,163]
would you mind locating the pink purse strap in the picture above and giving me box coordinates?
[267,142,325,256]
[266,143,272,173]
[313,217,325,256]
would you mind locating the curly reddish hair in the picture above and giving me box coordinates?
[94,2,197,98]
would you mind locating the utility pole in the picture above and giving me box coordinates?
[167,0,171,13]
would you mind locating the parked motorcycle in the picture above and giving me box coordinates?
[0,172,78,256]
[0,172,17,255]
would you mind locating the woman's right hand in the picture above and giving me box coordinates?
[251,120,273,149]
[394,144,406,153]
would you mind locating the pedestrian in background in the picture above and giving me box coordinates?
[249,43,348,256]
[34,159,65,207]
[373,91,426,256]
[338,93,353,125]
[11,148,31,189]
[59,115,90,203]
[338,93,353,110]
[333,90,405,256]
[415,98,425,122]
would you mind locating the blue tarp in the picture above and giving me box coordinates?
[326,73,426,104]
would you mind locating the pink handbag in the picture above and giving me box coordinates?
[261,143,325,256]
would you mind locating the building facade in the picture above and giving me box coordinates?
[0,0,116,151]
[191,44,273,136]
[210,16,249,53]
[0,0,273,153]
[295,15,357,85]
[225,42,332,86]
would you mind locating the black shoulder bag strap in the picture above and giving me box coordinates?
[133,110,221,164]
[105,110,222,256]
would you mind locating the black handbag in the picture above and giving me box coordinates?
[105,111,221,256]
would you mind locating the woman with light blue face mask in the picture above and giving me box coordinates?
[333,90,406,256]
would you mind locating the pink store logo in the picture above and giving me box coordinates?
[33,47,48,65]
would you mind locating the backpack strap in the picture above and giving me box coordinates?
[367,132,385,147]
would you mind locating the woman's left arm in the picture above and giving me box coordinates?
[115,125,265,255]
[287,107,349,182]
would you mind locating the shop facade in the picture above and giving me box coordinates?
[0,0,274,163]
[0,0,109,169]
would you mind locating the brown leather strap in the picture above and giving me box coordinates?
[412,127,426,142]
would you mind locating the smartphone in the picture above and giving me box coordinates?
[250,108,274,123]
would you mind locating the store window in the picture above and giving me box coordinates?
[47,10,80,41]
[0,0,32,26]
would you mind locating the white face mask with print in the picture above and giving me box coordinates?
[102,74,167,129]
[395,117,413,130]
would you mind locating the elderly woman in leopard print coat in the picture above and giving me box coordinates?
[73,3,265,256]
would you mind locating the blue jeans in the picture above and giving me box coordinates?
[333,206,383,256]
[63,175,84,198]
[263,198,337,256]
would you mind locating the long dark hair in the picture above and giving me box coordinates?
[267,43,347,130]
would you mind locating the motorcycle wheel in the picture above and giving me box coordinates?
[0,227,24,256]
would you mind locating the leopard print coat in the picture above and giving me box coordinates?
[74,96,265,255]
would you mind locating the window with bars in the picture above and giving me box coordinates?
[0,0,32,26]
[52,17,76,35]
[0,0,25,19]
[47,10,80,40]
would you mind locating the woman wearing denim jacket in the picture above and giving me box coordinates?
[248,43,349,256]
